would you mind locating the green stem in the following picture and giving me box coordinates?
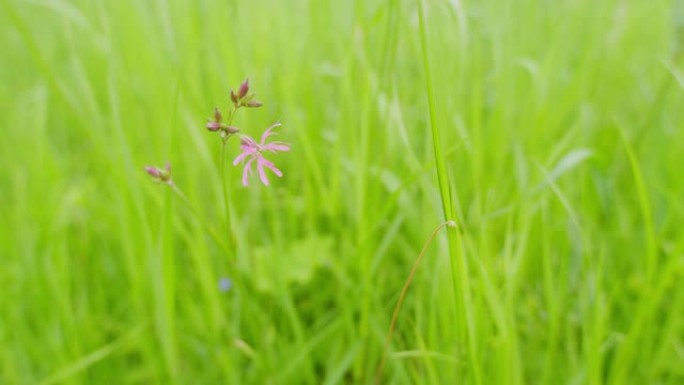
[220,140,235,253]
[416,0,481,383]
[219,105,243,255]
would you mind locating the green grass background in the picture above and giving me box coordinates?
[2,0,684,383]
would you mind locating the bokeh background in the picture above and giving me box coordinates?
[2,0,683,383]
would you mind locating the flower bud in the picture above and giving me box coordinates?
[206,121,222,131]
[206,107,224,131]
[144,166,160,178]
[230,90,238,105]
[226,126,240,134]
[245,100,262,108]
[238,78,249,99]
[144,163,173,185]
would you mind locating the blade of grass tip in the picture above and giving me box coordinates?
[416,3,453,219]
[416,0,481,383]
[375,220,454,384]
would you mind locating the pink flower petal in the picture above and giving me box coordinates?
[233,150,251,165]
[242,157,255,186]
[241,136,258,148]
[262,160,283,177]
[256,157,270,186]
[262,143,290,152]
[258,157,283,179]
[240,145,257,154]
[260,122,282,145]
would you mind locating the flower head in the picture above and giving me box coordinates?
[206,107,240,139]
[230,78,262,109]
[144,162,174,185]
[206,107,223,132]
[233,122,290,186]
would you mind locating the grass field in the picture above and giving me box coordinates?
[2,0,684,383]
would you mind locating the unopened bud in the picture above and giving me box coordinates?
[245,100,262,108]
[144,163,173,185]
[206,107,224,131]
[144,166,160,178]
[238,78,250,99]
[206,121,222,131]
[226,126,240,134]
[230,90,238,105]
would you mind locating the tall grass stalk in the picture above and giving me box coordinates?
[416,0,481,383]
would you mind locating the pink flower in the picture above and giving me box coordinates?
[233,122,290,186]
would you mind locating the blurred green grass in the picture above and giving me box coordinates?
[1,0,683,383]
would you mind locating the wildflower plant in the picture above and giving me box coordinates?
[144,78,290,250]
[205,79,290,186]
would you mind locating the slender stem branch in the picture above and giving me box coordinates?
[375,220,455,384]
[169,183,231,256]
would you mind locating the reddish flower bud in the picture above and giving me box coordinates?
[145,166,160,178]
[226,126,240,134]
[206,107,224,131]
[206,121,222,131]
[230,90,238,105]
[238,78,250,99]
[144,163,173,185]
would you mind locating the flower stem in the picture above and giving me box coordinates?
[220,140,235,252]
